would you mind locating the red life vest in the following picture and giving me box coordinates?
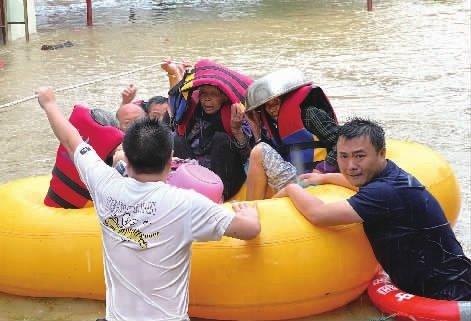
[176,91,232,137]
[44,105,124,209]
[261,85,337,173]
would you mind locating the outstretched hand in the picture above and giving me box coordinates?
[35,86,83,158]
[35,86,56,110]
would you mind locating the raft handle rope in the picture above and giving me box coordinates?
[0,62,165,110]
[369,313,418,321]
[369,313,398,321]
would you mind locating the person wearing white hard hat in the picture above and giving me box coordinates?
[244,68,339,200]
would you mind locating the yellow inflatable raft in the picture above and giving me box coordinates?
[0,139,460,320]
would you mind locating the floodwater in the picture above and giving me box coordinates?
[0,0,469,320]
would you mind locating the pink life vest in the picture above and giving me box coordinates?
[44,105,124,209]
[176,91,232,137]
[175,59,252,137]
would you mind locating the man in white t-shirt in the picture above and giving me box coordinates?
[36,87,261,321]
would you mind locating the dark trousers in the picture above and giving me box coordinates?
[174,132,246,200]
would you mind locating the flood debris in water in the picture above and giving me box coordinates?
[41,41,74,51]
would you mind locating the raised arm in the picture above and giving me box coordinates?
[36,87,83,159]
[120,84,137,106]
[224,202,261,240]
[161,59,191,89]
[229,103,253,160]
[230,103,248,146]
[245,110,262,142]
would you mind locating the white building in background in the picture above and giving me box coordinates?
[5,0,36,41]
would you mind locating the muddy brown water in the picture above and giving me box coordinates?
[0,0,469,320]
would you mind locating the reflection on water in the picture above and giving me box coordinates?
[0,0,470,320]
[35,0,266,28]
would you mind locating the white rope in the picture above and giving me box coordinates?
[0,62,161,110]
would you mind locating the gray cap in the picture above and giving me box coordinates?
[245,68,312,112]
[91,108,119,128]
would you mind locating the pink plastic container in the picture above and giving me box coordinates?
[167,163,223,203]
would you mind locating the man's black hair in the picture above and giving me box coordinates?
[144,96,168,113]
[338,117,385,152]
[123,117,173,174]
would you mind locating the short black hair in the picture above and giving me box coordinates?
[144,96,168,112]
[338,117,385,152]
[123,117,173,174]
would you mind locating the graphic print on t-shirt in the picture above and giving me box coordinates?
[104,216,160,249]
[102,196,162,249]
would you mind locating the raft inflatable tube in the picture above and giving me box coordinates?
[0,139,461,320]
[368,272,471,321]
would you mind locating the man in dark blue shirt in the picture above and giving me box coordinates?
[275,117,470,300]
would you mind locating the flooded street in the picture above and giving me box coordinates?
[0,0,470,320]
